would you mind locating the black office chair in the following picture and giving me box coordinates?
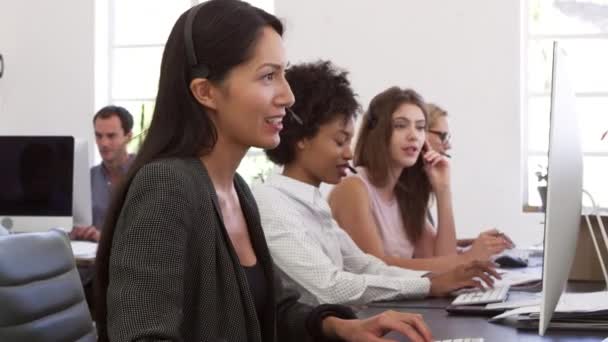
[0,229,96,341]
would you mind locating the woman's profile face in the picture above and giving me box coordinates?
[297,116,355,186]
[210,26,295,151]
[388,103,427,169]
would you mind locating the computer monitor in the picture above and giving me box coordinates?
[539,41,584,335]
[0,136,74,232]
[73,139,92,227]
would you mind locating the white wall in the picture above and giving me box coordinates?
[0,0,544,244]
[0,0,95,163]
[276,0,545,245]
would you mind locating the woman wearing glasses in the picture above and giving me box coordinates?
[425,103,452,157]
[426,103,514,251]
[328,89,510,273]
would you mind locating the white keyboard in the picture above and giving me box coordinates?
[435,339,484,342]
[451,285,510,306]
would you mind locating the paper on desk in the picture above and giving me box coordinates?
[489,306,540,321]
[556,291,608,312]
[489,291,608,321]
[520,244,543,254]
[70,241,98,260]
[495,269,542,287]
[486,298,541,310]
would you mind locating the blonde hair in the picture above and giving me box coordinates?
[426,103,448,129]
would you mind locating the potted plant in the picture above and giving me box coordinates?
[536,130,606,211]
[535,164,548,211]
[128,103,150,152]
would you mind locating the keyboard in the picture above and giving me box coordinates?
[451,285,510,306]
[435,338,484,342]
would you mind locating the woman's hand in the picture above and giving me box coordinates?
[323,311,433,342]
[69,225,101,242]
[464,229,512,261]
[428,260,501,297]
[422,142,451,192]
[479,229,514,249]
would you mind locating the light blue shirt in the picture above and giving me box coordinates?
[90,154,134,230]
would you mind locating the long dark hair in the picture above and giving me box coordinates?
[94,1,283,339]
[354,87,431,244]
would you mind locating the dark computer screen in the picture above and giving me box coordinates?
[0,136,74,216]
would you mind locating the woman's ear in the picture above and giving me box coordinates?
[296,138,308,150]
[190,78,217,110]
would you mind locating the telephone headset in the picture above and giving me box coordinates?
[183,3,302,125]
[184,4,209,80]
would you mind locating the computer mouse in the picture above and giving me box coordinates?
[494,255,528,268]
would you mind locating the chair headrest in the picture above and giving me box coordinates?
[0,230,76,286]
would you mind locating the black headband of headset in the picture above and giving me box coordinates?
[184,4,210,79]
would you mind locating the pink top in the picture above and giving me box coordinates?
[354,167,415,259]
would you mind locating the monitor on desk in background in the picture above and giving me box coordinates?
[73,139,92,227]
[0,136,74,232]
[539,41,584,336]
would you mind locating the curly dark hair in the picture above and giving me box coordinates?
[265,60,360,165]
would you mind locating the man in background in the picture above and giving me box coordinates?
[70,105,135,242]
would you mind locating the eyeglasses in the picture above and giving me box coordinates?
[428,130,451,144]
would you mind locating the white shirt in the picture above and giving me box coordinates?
[252,174,431,306]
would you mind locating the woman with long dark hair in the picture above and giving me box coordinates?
[95,1,433,341]
[329,87,507,272]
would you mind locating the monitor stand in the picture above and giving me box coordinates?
[0,216,73,233]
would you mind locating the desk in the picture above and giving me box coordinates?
[357,281,607,341]
[70,240,97,266]
[357,306,605,341]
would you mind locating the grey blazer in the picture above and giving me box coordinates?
[105,158,353,342]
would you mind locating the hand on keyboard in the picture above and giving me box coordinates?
[335,310,433,342]
[428,260,502,297]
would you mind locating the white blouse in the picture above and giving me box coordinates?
[252,174,430,306]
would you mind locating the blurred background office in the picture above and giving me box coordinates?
[1,0,606,247]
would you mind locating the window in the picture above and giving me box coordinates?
[524,0,608,209]
[96,0,277,184]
